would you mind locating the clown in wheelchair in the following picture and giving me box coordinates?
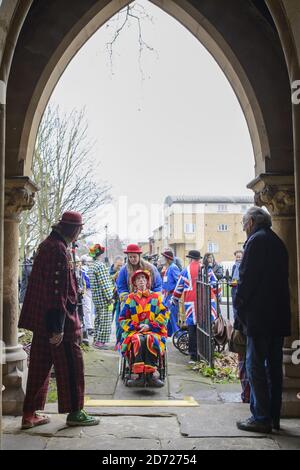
[119,269,169,388]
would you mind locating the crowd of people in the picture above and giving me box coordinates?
[18,206,292,435]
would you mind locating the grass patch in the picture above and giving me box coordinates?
[80,343,90,353]
[47,378,58,403]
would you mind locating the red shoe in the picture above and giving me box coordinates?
[21,412,50,429]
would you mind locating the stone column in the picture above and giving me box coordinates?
[0,80,6,420]
[2,177,38,415]
[248,173,300,417]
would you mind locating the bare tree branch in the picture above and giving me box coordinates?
[20,105,111,255]
[105,2,157,79]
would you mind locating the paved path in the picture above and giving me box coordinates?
[2,341,300,450]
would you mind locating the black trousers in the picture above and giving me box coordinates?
[187,325,197,360]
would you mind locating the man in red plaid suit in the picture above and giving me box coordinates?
[19,211,99,428]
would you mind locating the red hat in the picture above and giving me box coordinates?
[131,269,151,286]
[162,250,174,261]
[124,243,143,254]
[59,211,84,226]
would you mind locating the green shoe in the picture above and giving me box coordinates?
[66,409,100,427]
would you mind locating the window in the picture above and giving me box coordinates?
[218,224,229,232]
[218,204,228,212]
[208,242,219,253]
[184,223,195,234]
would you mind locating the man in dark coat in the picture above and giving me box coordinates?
[19,211,99,428]
[235,206,291,433]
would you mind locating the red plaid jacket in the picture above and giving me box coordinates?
[19,230,81,339]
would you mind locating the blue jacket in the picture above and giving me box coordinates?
[162,263,180,295]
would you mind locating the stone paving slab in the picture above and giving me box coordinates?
[45,437,161,450]
[168,377,220,403]
[279,419,300,435]
[83,350,119,378]
[160,437,280,450]
[177,404,269,438]
[2,415,22,432]
[80,416,181,440]
[274,436,300,450]
[85,377,118,396]
[218,392,242,403]
[2,434,48,450]
[85,408,177,417]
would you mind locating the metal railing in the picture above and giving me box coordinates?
[196,271,214,367]
[196,271,232,367]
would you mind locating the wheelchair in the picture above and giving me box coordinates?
[119,346,167,387]
[172,322,228,357]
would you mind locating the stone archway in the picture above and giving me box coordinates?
[5,0,294,177]
[1,0,299,415]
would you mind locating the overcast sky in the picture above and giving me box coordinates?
[49,0,255,242]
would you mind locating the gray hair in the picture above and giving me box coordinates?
[243,206,272,228]
[114,255,124,263]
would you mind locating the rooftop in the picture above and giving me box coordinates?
[164,195,254,206]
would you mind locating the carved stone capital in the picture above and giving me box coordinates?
[5,177,39,221]
[247,173,295,217]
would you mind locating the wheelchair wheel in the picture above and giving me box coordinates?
[119,355,131,382]
[118,355,123,376]
[172,329,183,348]
[159,349,168,381]
[177,330,189,356]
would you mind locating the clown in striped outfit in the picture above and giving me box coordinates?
[88,244,114,349]
[119,270,169,387]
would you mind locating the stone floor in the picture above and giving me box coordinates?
[2,341,300,450]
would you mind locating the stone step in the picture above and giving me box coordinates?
[284,364,300,378]
[283,376,300,389]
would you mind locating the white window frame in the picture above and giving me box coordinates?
[184,223,196,234]
[218,224,229,232]
[208,242,219,253]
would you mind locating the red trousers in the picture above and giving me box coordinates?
[23,334,85,414]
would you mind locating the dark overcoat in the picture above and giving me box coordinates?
[235,227,291,338]
[19,230,80,339]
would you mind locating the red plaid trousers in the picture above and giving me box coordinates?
[23,334,85,414]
